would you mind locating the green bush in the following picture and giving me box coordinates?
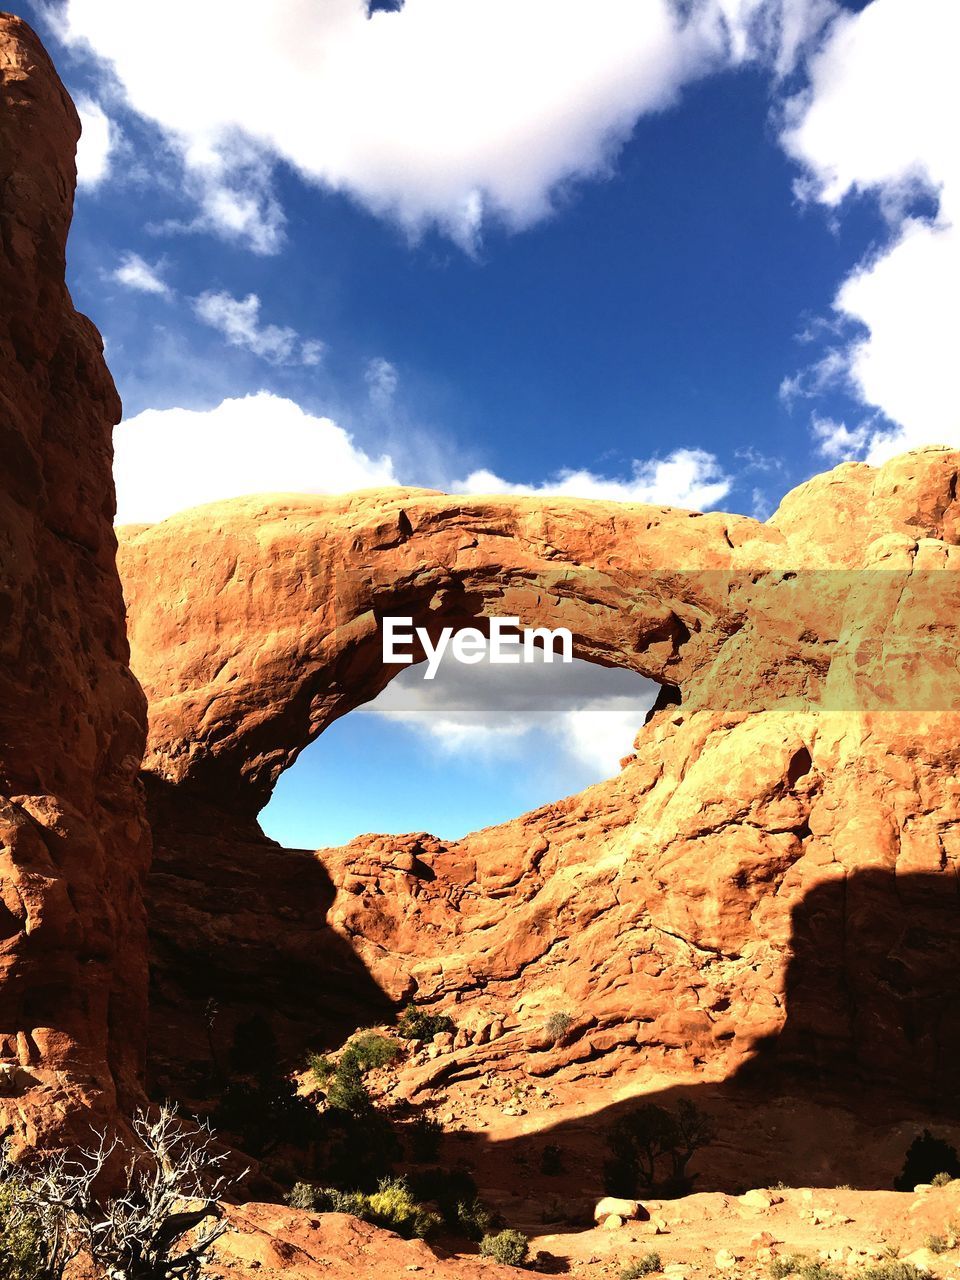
[406,1114,443,1163]
[480,1228,529,1267]
[214,1073,325,1157]
[895,1130,960,1191]
[771,1261,842,1280]
[926,1233,950,1255]
[320,1102,401,1190]
[307,1177,441,1240]
[452,1196,496,1241]
[770,1256,804,1280]
[0,1180,46,1280]
[287,1181,317,1211]
[932,1171,955,1187]
[797,1264,843,1280]
[407,1167,497,1240]
[863,1265,929,1280]
[308,1053,336,1084]
[341,1033,400,1074]
[325,1058,373,1115]
[603,1099,714,1197]
[620,1251,662,1278]
[396,1005,454,1043]
[544,1012,573,1044]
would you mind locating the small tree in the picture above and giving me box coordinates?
[603,1099,713,1197]
[895,1130,960,1191]
[0,1104,244,1280]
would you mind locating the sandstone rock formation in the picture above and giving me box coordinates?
[117,448,960,1188]
[0,14,150,1149]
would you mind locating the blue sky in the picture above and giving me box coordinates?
[12,0,957,844]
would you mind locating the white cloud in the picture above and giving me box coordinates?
[456,447,731,511]
[781,0,960,459]
[361,647,657,776]
[778,348,848,407]
[810,412,873,462]
[57,0,836,250]
[113,391,397,524]
[75,95,114,187]
[365,357,399,409]
[111,251,170,296]
[193,291,325,366]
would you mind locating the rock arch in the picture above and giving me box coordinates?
[117,449,960,1113]
[119,490,783,815]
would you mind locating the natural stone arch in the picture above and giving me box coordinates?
[118,489,783,816]
[117,450,960,1110]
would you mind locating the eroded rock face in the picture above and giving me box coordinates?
[0,14,149,1149]
[118,448,960,1158]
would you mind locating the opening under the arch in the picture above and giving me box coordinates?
[260,646,660,848]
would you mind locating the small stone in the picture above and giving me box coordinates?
[652,1217,669,1234]
[740,1189,782,1209]
[715,1248,738,1269]
[594,1197,643,1223]
[602,1214,624,1231]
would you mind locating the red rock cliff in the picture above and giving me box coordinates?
[0,13,149,1149]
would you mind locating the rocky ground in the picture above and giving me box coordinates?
[206,1183,960,1279]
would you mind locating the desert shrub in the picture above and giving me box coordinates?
[770,1256,804,1279]
[214,1072,324,1157]
[320,1103,401,1190]
[932,1172,955,1187]
[603,1099,714,1197]
[895,1130,960,1191]
[308,1053,336,1084]
[452,1196,496,1240]
[539,1142,565,1176]
[287,1180,317,1211]
[797,1265,843,1280]
[325,1057,373,1115]
[396,1005,454,1042]
[406,1114,443,1163]
[620,1251,662,1278]
[926,1233,950,1255]
[0,1106,240,1280]
[480,1228,529,1267]
[544,1012,573,1044]
[407,1167,497,1240]
[863,1265,928,1280]
[0,1178,46,1280]
[771,1261,842,1280]
[341,1032,400,1074]
[307,1177,441,1239]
